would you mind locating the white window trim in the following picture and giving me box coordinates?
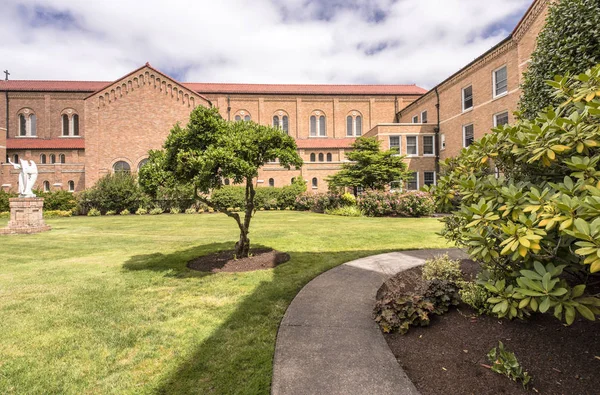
[406,135,419,157]
[412,115,419,123]
[493,110,509,127]
[461,85,473,113]
[407,172,419,191]
[492,65,508,99]
[463,124,474,148]
[423,171,437,186]
[422,135,435,157]
[421,110,428,124]
[440,133,446,151]
[389,135,402,156]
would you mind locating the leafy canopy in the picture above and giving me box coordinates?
[326,137,410,191]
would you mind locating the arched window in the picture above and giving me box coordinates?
[13,154,19,163]
[73,114,79,136]
[318,153,324,162]
[18,109,36,137]
[138,158,149,170]
[113,161,131,173]
[62,114,69,136]
[59,154,66,164]
[291,178,295,184]
[61,110,80,136]
[50,154,56,164]
[234,110,251,122]
[327,153,332,162]
[273,111,289,134]
[312,177,318,188]
[269,178,275,187]
[346,111,363,137]
[310,153,316,162]
[310,111,326,137]
[43,181,50,192]
[40,154,46,164]
[224,179,230,185]
[68,180,75,192]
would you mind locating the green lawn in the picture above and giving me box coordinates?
[0,211,448,394]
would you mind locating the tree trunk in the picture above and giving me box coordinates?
[234,229,250,258]
[234,179,255,258]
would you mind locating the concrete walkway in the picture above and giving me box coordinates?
[271,249,467,395]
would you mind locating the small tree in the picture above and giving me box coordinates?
[326,137,411,194]
[139,106,303,257]
[519,0,600,119]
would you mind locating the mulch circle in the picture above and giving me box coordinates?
[379,259,600,395]
[187,248,290,273]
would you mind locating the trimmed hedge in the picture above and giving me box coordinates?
[357,190,435,217]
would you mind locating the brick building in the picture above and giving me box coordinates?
[0,0,549,195]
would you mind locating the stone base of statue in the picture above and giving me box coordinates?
[0,198,51,235]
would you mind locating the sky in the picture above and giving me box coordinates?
[1,0,532,89]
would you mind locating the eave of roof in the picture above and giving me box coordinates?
[6,138,85,150]
[295,139,355,149]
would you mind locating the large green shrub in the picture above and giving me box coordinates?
[78,172,146,214]
[520,0,600,118]
[277,177,306,209]
[357,190,434,217]
[430,65,600,324]
[422,254,463,283]
[211,186,245,210]
[35,190,78,212]
[294,192,342,213]
[0,190,17,212]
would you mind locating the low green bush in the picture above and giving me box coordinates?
[43,210,72,218]
[459,281,493,315]
[185,208,197,214]
[78,173,146,215]
[120,209,131,216]
[357,190,435,217]
[325,206,363,217]
[136,207,148,215]
[424,279,461,315]
[422,254,463,283]
[0,211,9,219]
[87,208,101,217]
[0,190,17,212]
[149,207,163,215]
[340,192,356,207]
[374,294,435,334]
[170,207,181,214]
[211,187,245,211]
[105,210,116,216]
[294,193,342,213]
[487,341,531,388]
[35,190,78,212]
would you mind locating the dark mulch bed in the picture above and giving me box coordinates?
[380,259,600,395]
[187,248,290,273]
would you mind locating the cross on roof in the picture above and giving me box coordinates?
[3,70,9,81]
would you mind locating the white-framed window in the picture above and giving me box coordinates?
[463,124,474,147]
[346,111,363,137]
[423,135,435,156]
[406,136,418,156]
[462,85,473,112]
[40,154,47,164]
[59,154,66,164]
[234,110,251,122]
[421,111,428,124]
[494,111,509,127]
[18,109,37,137]
[113,161,131,173]
[440,134,446,150]
[310,111,326,137]
[312,177,318,189]
[493,65,508,98]
[268,178,275,187]
[389,136,401,155]
[310,153,316,162]
[68,180,75,192]
[406,172,419,191]
[424,171,436,186]
[61,110,79,136]
[412,115,419,123]
[326,153,332,162]
[43,181,50,192]
[272,111,289,134]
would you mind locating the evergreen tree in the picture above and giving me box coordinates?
[519,0,600,119]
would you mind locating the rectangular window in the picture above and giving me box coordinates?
[407,172,418,191]
[494,65,508,97]
[462,85,473,111]
[406,136,418,156]
[423,135,434,156]
[463,124,474,147]
[389,136,401,154]
[494,111,509,127]
[440,133,446,150]
[412,115,419,123]
[424,171,436,186]
[421,111,428,124]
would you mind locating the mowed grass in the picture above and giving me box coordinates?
[0,211,448,394]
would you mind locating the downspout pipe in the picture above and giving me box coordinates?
[5,91,8,139]
[434,87,441,174]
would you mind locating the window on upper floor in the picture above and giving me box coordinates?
[61,110,80,136]
[406,136,418,156]
[318,153,324,162]
[269,178,275,187]
[327,153,332,162]
[493,66,508,98]
[441,134,446,150]
[40,154,47,164]
[43,181,50,192]
[424,171,436,187]
[310,111,326,137]
[13,154,19,163]
[68,180,75,192]
[421,111,428,124]
[50,154,56,164]
[462,85,473,112]
[406,172,418,191]
[59,154,66,164]
[423,135,435,156]
[18,109,36,137]
[494,111,509,127]
[273,111,289,134]
[312,177,318,189]
[463,124,474,147]
[346,111,362,137]
[113,161,131,173]
[389,136,401,155]
[234,110,251,122]
[412,115,419,123]
[310,153,316,162]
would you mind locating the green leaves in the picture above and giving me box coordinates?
[487,341,531,388]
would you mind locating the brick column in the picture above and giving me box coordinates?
[0,197,51,235]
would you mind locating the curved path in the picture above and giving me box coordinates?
[271,248,467,395]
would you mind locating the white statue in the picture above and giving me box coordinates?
[7,159,38,198]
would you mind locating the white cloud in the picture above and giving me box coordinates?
[0,0,531,88]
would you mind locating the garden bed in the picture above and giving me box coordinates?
[379,260,600,395]
[187,248,290,273]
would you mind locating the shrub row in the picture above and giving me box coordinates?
[357,190,435,217]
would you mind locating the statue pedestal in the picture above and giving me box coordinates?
[0,198,51,235]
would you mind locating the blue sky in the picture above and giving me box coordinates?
[1,0,532,88]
